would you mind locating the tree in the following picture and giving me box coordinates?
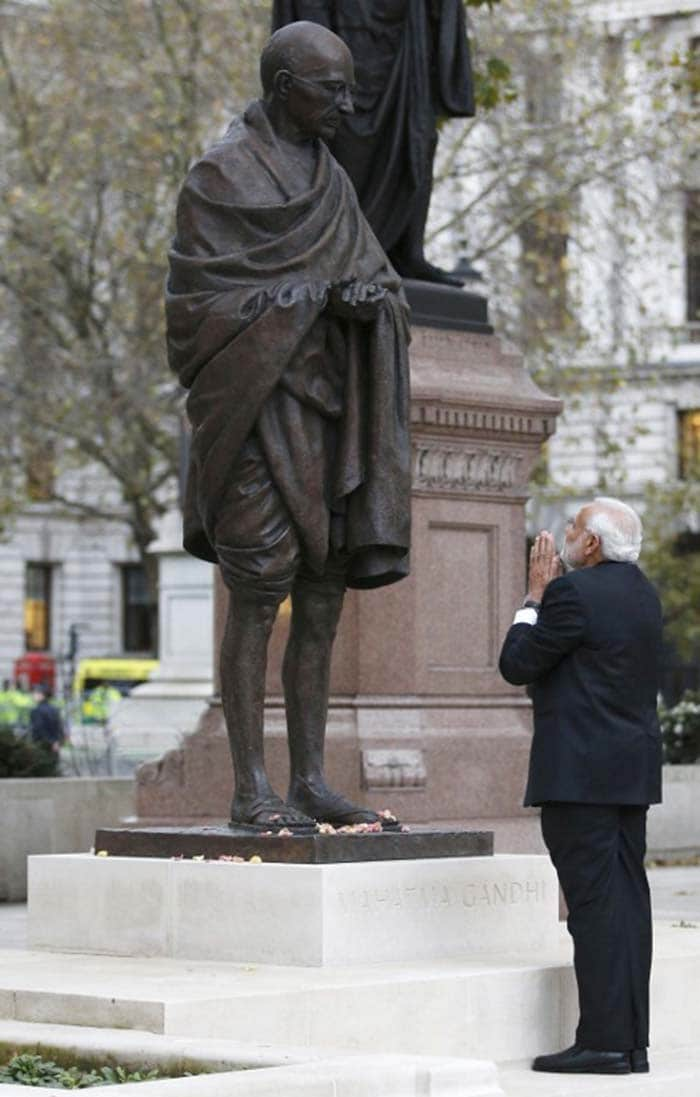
[641,472,700,664]
[0,0,515,577]
[429,0,700,384]
[0,0,270,571]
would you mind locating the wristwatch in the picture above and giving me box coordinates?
[521,598,541,610]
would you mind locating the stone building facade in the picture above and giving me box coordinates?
[439,0,700,540]
[0,465,154,688]
[535,1,699,532]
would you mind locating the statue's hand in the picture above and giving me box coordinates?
[328,279,387,323]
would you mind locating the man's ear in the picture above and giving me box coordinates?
[584,531,600,558]
[274,69,292,100]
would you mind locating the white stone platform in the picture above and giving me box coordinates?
[2,920,700,1065]
[4,872,700,1095]
[0,1020,502,1097]
[27,853,558,966]
[2,1019,700,1097]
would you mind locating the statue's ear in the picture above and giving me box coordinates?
[274,69,293,100]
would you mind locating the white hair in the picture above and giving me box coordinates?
[585,496,642,563]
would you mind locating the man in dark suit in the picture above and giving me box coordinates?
[499,497,663,1076]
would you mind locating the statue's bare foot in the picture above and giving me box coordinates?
[229,793,316,833]
[287,777,401,829]
[391,255,465,288]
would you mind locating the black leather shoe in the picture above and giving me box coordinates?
[532,1045,631,1074]
[630,1048,649,1073]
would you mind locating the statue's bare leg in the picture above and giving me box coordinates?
[284,582,393,826]
[221,589,315,830]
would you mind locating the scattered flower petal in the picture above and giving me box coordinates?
[336,821,383,834]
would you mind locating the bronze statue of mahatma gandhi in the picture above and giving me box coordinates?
[166,23,411,831]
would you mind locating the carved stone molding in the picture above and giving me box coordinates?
[361,748,427,790]
[412,443,527,494]
[411,400,558,440]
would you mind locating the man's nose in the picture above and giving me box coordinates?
[339,88,354,114]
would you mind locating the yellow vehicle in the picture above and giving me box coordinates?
[73,657,159,722]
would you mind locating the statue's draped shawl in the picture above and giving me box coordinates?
[166,101,411,589]
[271,0,475,252]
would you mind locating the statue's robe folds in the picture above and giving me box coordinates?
[271,0,475,252]
[166,101,411,590]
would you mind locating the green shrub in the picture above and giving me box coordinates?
[0,729,60,778]
[659,691,700,764]
[0,1052,161,1088]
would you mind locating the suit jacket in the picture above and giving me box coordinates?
[499,561,663,807]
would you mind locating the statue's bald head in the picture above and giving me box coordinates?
[260,21,353,95]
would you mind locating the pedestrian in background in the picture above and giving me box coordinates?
[29,686,66,754]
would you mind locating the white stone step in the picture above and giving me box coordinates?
[0,1022,698,1097]
[0,1020,503,1096]
[1,920,698,1064]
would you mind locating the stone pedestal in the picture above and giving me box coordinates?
[27,851,558,966]
[137,324,561,846]
[93,825,493,862]
[110,511,214,763]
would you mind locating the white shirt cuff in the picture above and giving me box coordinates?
[513,607,538,626]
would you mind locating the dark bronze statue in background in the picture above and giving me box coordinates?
[166,23,411,831]
[272,0,475,286]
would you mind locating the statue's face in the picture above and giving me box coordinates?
[280,43,355,141]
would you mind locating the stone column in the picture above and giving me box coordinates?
[137,325,561,848]
[111,510,214,768]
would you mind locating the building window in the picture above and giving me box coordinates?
[519,208,570,337]
[524,51,562,125]
[687,191,700,333]
[678,409,700,479]
[25,441,55,502]
[121,564,156,653]
[689,37,699,108]
[25,563,52,651]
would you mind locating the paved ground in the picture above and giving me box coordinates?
[646,864,700,922]
[501,1046,700,1096]
[1,903,29,950]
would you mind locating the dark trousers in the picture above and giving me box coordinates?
[540,803,651,1051]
